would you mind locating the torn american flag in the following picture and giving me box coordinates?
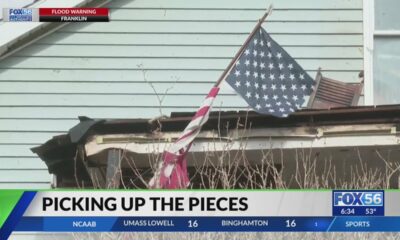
[226,27,315,118]
[149,26,315,189]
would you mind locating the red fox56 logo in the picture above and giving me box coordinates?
[333,191,383,207]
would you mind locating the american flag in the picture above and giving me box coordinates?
[149,27,315,189]
[149,87,219,189]
[226,27,315,117]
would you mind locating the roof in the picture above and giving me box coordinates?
[32,104,400,175]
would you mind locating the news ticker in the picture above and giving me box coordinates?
[2,8,109,22]
[0,190,398,238]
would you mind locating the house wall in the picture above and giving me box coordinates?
[0,0,363,188]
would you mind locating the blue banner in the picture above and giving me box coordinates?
[13,216,400,232]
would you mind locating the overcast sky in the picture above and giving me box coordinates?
[0,0,35,18]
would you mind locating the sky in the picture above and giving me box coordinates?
[0,0,35,18]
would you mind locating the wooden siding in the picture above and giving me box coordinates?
[0,0,363,188]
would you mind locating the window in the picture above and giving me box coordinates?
[364,0,400,104]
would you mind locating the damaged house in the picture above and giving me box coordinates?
[1,0,400,189]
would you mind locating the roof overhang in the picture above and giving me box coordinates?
[84,122,398,162]
[32,105,400,174]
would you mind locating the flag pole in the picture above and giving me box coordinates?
[214,5,274,88]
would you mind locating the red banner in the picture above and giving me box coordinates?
[39,8,109,16]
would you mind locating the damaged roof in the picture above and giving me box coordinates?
[32,105,400,176]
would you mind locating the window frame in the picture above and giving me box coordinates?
[363,0,374,105]
[363,0,400,105]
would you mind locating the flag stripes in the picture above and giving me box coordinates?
[149,87,220,189]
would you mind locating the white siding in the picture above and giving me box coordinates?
[0,0,363,188]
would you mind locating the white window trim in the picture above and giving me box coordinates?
[374,30,400,36]
[363,0,400,105]
[363,0,374,105]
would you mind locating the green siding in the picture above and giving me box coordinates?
[59,21,362,33]
[0,69,361,82]
[0,119,76,131]
[0,132,65,144]
[38,33,363,46]
[108,9,363,21]
[16,45,362,58]
[0,157,47,169]
[0,0,363,188]
[1,58,360,70]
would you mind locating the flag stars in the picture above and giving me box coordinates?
[269,74,275,80]
[253,72,258,78]
[268,63,274,70]
[225,30,314,118]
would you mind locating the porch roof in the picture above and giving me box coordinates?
[31,104,400,175]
